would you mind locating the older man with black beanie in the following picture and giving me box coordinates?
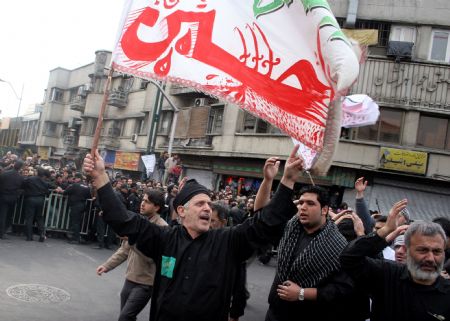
[84,147,304,321]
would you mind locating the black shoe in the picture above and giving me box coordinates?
[39,235,46,242]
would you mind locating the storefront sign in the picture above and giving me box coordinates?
[114,151,140,171]
[379,147,428,175]
[101,150,116,168]
[38,146,49,160]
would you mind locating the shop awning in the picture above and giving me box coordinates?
[367,178,450,222]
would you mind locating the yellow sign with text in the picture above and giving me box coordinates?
[379,147,427,175]
[38,146,49,160]
[114,151,140,171]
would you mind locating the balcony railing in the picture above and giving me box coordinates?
[70,96,87,112]
[63,134,79,146]
[170,84,197,95]
[350,58,450,111]
[107,89,128,108]
[100,135,120,149]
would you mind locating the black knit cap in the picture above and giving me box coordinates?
[173,179,210,211]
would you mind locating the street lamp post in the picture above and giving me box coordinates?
[0,78,23,118]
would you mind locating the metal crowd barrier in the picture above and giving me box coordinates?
[12,193,110,238]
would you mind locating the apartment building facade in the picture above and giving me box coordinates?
[34,1,450,220]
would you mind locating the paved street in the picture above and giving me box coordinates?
[0,234,276,321]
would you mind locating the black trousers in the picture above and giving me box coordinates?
[95,214,115,247]
[0,196,17,238]
[119,279,152,321]
[69,203,85,242]
[24,196,46,240]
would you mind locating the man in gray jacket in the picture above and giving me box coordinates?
[96,190,168,321]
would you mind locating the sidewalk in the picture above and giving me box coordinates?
[0,234,274,321]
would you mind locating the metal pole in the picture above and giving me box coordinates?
[167,111,178,156]
[146,83,162,154]
[0,79,23,117]
[150,83,165,153]
[16,84,24,119]
[145,79,179,156]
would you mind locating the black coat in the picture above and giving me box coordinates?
[341,232,450,321]
[0,169,24,201]
[98,182,297,321]
[22,176,53,198]
[63,183,91,206]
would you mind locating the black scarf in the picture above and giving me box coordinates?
[277,217,347,288]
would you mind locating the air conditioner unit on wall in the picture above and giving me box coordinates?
[130,133,138,143]
[68,118,82,128]
[194,98,208,107]
[387,41,414,61]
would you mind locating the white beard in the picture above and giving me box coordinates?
[406,254,443,282]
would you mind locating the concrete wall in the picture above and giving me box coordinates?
[329,0,450,25]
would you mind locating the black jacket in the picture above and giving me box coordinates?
[0,169,24,201]
[340,232,450,321]
[98,182,297,321]
[22,176,53,198]
[63,183,91,206]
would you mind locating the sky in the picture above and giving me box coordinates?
[0,0,125,117]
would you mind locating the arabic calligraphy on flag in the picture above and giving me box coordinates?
[112,0,360,172]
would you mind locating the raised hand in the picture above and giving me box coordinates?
[83,149,109,189]
[281,145,304,189]
[263,157,280,181]
[378,199,408,238]
[355,177,367,198]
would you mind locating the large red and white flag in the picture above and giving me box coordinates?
[112,0,360,174]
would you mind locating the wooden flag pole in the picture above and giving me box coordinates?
[91,67,114,156]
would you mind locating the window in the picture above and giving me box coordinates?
[357,109,403,143]
[50,88,64,102]
[240,111,282,134]
[43,122,57,136]
[81,118,98,136]
[112,120,126,136]
[135,117,146,135]
[120,77,134,91]
[69,87,79,102]
[207,105,224,135]
[336,18,391,47]
[158,111,173,135]
[429,30,450,63]
[417,116,450,150]
[390,25,416,43]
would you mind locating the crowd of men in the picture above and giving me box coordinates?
[1,148,449,321]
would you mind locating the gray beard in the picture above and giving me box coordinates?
[406,254,443,282]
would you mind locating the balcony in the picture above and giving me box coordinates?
[100,135,120,149]
[98,127,120,149]
[107,89,128,108]
[350,58,450,111]
[70,96,86,112]
[63,134,79,147]
[170,84,197,96]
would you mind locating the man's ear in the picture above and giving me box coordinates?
[322,205,329,216]
[177,205,186,218]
